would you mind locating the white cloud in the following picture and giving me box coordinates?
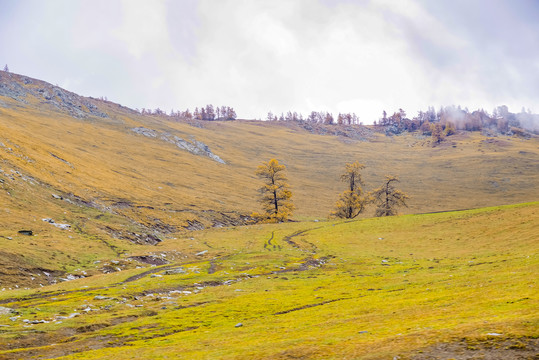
[1,0,538,120]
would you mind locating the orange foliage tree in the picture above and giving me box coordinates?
[252,159,294,223]
[331,161,367,219]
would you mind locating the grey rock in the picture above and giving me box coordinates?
[132,127,158,137]
[52,223,71,230]
[196,250,208,256]
[164,268,186,275]
[0,307,14,315]
[235,323,243,328]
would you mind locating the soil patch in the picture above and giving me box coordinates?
[410,336,538,360]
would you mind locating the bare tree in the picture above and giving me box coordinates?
[370,175,409,216]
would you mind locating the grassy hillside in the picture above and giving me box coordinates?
[1,72,539,288]
[0,203,537,359]
[1,72,538,358]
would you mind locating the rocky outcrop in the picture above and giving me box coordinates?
[131,127,226,164]
[0,72,108,118]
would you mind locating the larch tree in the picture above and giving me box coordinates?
[431,122,445,144]
[331,161,367,219]
[370,175,409,217]
[252,159,294,223]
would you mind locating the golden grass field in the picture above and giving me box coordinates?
[0,73,538,358]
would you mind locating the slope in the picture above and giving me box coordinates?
[0,203,537,359]
[1,71,538,289]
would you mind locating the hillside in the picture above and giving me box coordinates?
[0,203,537,359]
[1,71,539,289]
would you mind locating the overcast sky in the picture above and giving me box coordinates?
[1,0,538,122]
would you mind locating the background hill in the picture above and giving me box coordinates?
[0,71,538,288]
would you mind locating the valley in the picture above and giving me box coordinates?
[0,72,538,359]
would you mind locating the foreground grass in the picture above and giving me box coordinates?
[0,202,537,359]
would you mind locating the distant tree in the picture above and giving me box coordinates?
[420,120,431,135]
[370,175,409,217]
[444,122,456,136]
[267,111,274,121]
[431,123,445,143]
[193,107,201,120]
[331,161,367,219]
[308,111,318,123]
[324,112,334,125]
[252,159,294,222]
[205,104,215,120]
[224,106,237,120]
[220,106,227,119]
[3,64,8,72]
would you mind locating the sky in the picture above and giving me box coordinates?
[1,0,538,122]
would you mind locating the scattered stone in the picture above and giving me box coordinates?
[164,268,186,275]
[18,230,33,236]
[196,250,208,256]
[150,274,163,278]
[358,331,369,334]
[51,194,62,199]
[0,307,15,315]
[94,295,113,300]
[486,332,503,336]
[381,259,388,263]
[129,255,168,265]
[235,323,243,328]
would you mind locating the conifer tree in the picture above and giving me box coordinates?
[331,161,367,218]
[252,159,294,222]
[370,175,409,216]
